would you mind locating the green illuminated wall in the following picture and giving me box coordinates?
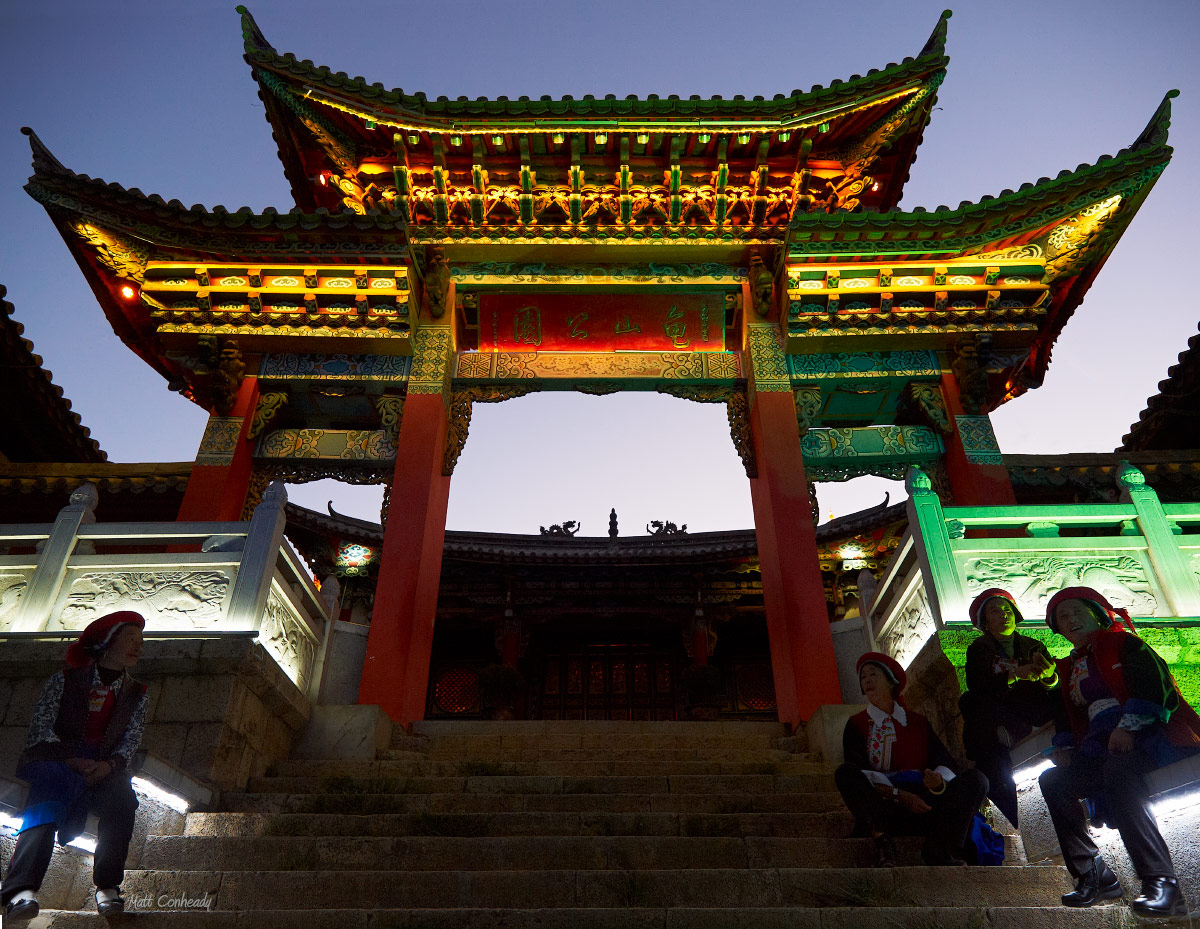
[938,624,1200,707]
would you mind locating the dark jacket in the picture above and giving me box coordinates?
[964,631,1055,705]
[1054,627,1200,754]
[18,665,147,774]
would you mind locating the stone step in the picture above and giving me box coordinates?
[140,836,1031,875]
[30,906,1122,929]
[410,721,792,738]
[380,748,823,764]
[184,810,854,838]
[220,790,847,816]
[269,758,830,778]
[244,773,835,795]
[115,866,1072,911]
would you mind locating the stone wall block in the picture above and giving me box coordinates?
[200,635,259,669]
[141,723,191,767]
[155,676,235,724]
[901,634,965,763]
[237,643,310,731]
[180,722,226,781]
[235,686,270,747]
[3,678,44,727]
[0,677,14,721]
[142,678,164,723]
[209,727,250,792]
[139,639,204,676]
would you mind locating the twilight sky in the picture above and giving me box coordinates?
[1,0,1196,533]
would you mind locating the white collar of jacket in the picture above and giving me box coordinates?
[866,702,907,727]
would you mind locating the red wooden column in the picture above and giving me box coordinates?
[359,322,455,725]
[939,372,1017,506]
[743,323,842,725]
[177,374,261,522]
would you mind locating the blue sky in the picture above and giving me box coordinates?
[1,0,1196,532]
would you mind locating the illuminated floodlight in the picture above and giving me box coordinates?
[68,835,97,854]
[133,776,191,815]
[1013,758,1053,790]
[0,811,22,836]
[1152,787,1200,821]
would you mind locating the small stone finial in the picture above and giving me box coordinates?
[319,574,341,616]
[67,482,100,516]
[261,480,288,508]
[609,508,619,538]
[857,567,878,618]
[905,466,933,495]
[1116,461,1147,489]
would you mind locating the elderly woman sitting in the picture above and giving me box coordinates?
[1039,586,1200,918]
[835,652,988,867]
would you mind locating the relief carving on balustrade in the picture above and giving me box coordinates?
[875,580,936,671]
[52,570,233,629]
[960,553,1160,619]
[0,573,30,631]
[261,587,320,691]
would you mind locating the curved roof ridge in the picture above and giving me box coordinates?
[0,283,106,463]
[1120,320,1200,451]
[808,97,1172,223]
[283,497,906,550]
[23,129,301,219]
[920,9,953,59]
[235,5,274,55]
[239,11,948,119]
[1132,88,1180,152]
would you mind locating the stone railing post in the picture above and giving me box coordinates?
[1117,463,1200,616]
[10,483,98,632]
[225,481,288,629]
[310,574,341,704]
[905,466,964,628]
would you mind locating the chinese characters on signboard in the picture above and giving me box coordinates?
[478,293,725,352]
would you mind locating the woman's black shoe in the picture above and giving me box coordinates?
[1132,877,1188,918]
[1061,857,1122,907]
[3,897,40,923]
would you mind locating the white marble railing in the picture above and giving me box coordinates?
[861,462,1200,674]
[0,483,337,699]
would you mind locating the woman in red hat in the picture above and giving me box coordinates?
[836,651,989,867]
[958,588,1058,827]
[1039,587,1200,918]
[1,611,148,922]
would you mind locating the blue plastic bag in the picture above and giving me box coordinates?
[964,811,1006,866]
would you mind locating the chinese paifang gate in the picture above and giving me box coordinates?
[5,6,1196,731]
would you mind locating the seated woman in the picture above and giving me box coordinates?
[1039,587,1200,918]
[1,612,148,923]
[959,588,1058,826]
[836,652,988,867]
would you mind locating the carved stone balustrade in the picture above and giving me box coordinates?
[0,481,333,701]
[850,463,1200,741]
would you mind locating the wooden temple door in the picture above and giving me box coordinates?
[536,641,677,720]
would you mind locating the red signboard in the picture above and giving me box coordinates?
[477,293,725,352]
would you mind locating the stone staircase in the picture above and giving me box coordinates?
[30,720,1119,927]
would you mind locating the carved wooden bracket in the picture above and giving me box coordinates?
[726,391,757,478]
[247,392,289,440]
